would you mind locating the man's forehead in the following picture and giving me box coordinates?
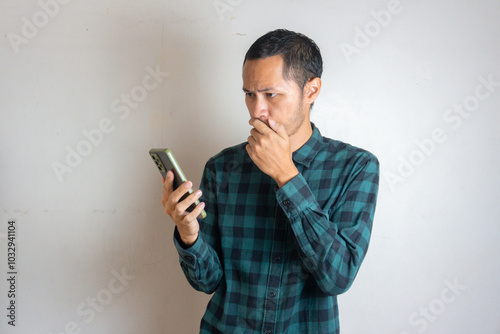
[242,56,295,90]
[243,56,283,76]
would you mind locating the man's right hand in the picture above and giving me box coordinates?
[161,170,205,247]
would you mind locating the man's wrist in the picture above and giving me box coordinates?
[176,228,198,248]
[275,168,299,188]
[181,234,198,248]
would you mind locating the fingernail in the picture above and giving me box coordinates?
[270,119,276,127]
[195,190,202,196]
[184,181,192,188]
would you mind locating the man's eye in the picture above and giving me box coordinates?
[245,92,254,97]
[267,93,277,98]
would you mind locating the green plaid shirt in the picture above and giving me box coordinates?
[174,122,380,334]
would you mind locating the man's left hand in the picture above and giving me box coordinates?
[246,118,299,188]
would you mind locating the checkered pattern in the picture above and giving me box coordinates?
[174,123,380,334]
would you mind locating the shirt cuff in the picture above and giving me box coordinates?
[275,172,318,217]
[173,227,203,267]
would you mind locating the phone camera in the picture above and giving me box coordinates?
[151,153,165,172]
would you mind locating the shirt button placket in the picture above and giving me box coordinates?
[263,207,286,334]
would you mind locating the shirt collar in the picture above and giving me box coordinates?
[292,122,323,168]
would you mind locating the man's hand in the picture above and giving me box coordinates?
[246,118,299,188]
[161,170,205,247]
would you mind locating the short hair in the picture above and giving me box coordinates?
[243,29,323,92]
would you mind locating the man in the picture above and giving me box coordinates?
[161,29,380,334]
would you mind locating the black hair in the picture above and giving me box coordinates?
[243,29,323,92]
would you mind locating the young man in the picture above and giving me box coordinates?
[161,29,380,334]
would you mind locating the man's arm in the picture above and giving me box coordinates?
[162,164,223,294]
[277,153,379,295]
[246,118,379,295]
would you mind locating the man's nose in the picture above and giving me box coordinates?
[250,97,269,120]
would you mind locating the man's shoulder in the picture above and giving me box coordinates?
[317,133,379,169]
[205,142,251,168]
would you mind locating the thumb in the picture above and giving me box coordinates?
[269,119,288,139]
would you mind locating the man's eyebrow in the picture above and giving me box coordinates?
[242,87,276,93]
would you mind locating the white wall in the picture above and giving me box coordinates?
[1,0,499,333]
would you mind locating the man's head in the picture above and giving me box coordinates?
[244,29,323,95]
[242,29,322,140]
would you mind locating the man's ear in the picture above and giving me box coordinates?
[303,77,322,105]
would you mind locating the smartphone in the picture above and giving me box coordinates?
[149,148,207,219]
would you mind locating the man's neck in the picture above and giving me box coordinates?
[290,121,313,153]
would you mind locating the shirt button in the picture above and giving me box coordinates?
[265,330,272,334]
[283,200,290,206]
[269,292,276,298]
[273,255,281,262]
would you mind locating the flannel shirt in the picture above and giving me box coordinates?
[174,122,380,334]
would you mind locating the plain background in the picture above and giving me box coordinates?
[1,0,499,333]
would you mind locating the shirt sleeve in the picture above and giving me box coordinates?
[276,152,380,296]
[173,158,223,294]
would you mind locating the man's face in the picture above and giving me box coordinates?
[242,55,308,137]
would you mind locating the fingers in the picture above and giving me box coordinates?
[248,119,271,146]
[161,170,201,215]
[248,128,262,144]
[159,170,203,247]
[268,118,288,139]
[248,122,279,149]
[184,201,206,222]
[249,118,272,134]
[162,171,189,207]
[249,118,288,142]
[173,189,203,217]
[161,170,174,207]
[170,180,193,205]
[165,171,192,205]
